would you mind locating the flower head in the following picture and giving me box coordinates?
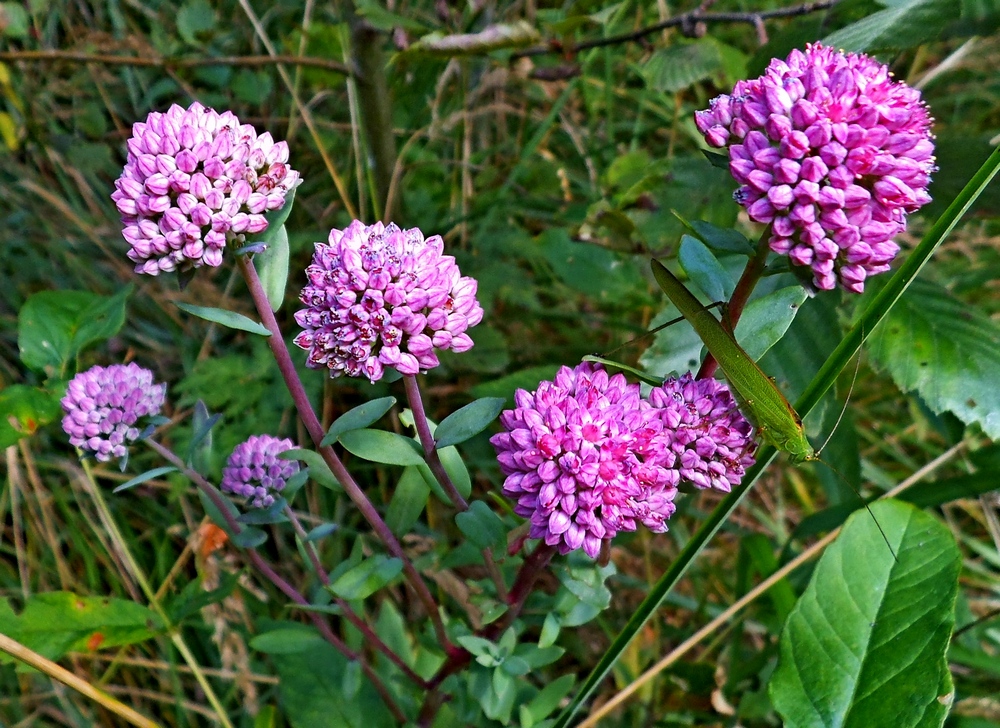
[647,374,757,493]
[293,220,484,383]
[491,363,679,558]
[61,363,166,463]
[696,43,935,292]
[221,435,300,509]
[112,102,299,276]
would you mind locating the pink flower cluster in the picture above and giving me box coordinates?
[61,363,166,463]
[491,363,756,558]
[112,102,299,276]
[221,435,300,509]
[696,44,935,292]
[293,221,484,383]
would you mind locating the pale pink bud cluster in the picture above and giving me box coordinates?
[112,102,299,276]
[490,363,756,558]
[61,363,166,462]
[696,44,935,292]
[293,221,484,383]
[221,435,300,509]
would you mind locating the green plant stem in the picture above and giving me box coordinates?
[697,225,772,380]
[236,254,454,652]
[551,133,1000,728]
[79,460,234,728]
[142,438,409,720]
[283,505,430,687]
[402,375,509,601]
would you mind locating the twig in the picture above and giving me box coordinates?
[0,49,348,74]
[511,0,842,58]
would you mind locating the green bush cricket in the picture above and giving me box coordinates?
[650,258,816,462]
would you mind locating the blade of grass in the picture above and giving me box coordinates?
[551,142,1000,728]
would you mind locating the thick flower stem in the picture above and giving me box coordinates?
[236,254,452,651]
[283,505,430,687]
[143,438,408,721]
[696,225,772,380]
[403,374,509,601]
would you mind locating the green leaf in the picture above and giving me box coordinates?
[251,627,325,654]
[642,41,722,93]
[434,397,505,448]
[823,0,952,52]
[113,466,178,494]
[328,555,403,600]
[278,449,340,491]
[338,429,426,466]
[0,2,30,38]
[733,286,808,361]
[678,234,734,302]
[354,0,428,32]
[176,0,216,44]
[236,498,289,525]
[231,526,268,549]
[864,278,1000,438]
[0,592,161,663]
[385,466,430,536]
[770,500,960,728]
[255,225,290,312]
[639,302,705,378]
[174,302,271,337]
[321,396,397,446]
[304,523,338,542]
[0,385,61,449]
[455,501,507,550]
[18,288,130,376]
[271,632,394,728]
[523,675,576,725]
[187,399,219,473]
[438,445,472,499]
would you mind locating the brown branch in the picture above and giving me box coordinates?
[512,0,842,58]
[0,49,349,75]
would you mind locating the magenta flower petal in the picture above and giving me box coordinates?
[221,435,300,509]
[696,43,935,293]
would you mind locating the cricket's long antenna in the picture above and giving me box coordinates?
[811,458,897,561]
[817,316,869,457]
[602,301,725,358]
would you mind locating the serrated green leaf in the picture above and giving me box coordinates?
[679,234,735,302]
[175,302,271,336]
[642,41,722,93]
[328,555,403,600]
[770,499,960,728]
[864,278,1000,438]
[321,396,397,446]
[434,397,505,448]
[113,466,178,494]
[338,429,426,466]
[455,501,507,550]
[823,0,952,51]
[255,225,290,312]
[0,385,61,449]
